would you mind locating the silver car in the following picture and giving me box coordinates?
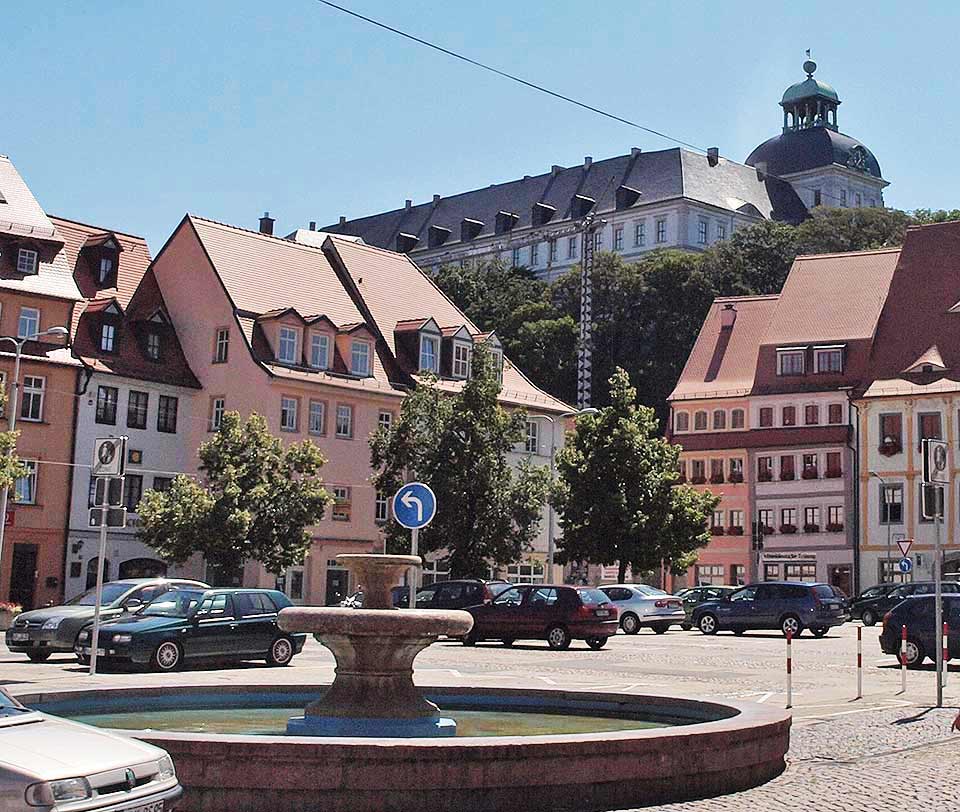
[0,688,182,811]
[599,584,686,634]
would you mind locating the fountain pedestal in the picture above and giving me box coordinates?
[278,555,473,737]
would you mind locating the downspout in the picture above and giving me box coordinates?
[845,393,861,595]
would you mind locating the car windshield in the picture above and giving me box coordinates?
[630,584,664,596]
[858,586,883,599]
[813,584,835,598]
[140,589,205,618]
[576,588,610,605]
[0,689,30,717]
[65,582,132,606]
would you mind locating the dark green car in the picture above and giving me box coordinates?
[677,585,738,629]
[75,588,306,672]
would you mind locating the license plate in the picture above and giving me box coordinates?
[595,609,610,617]
[82,647,106,656]
[11,632,29,642]
[128,801,164,812]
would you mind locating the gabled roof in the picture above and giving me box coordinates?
[84,298,123,316]
[902,345,947,374]
[83,232,125,251]
[0,155,62,244]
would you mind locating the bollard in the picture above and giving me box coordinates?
[786,629,793,709]
[900,624,907,694]
[856,625,862,700]
[943,622,949,690]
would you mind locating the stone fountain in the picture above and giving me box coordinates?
[277,554,473,737]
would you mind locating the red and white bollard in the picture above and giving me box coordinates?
[856,625,862,700]
[943,622,950,689]
[900,624,908,694]
[786,629,793,709]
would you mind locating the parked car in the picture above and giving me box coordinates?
[0,687,182,811]
[463,584,618,650]
[413,579,510,610]
[879,594,960,667]
[849,583,900,624]
[598,584,685,634]
[75,587,306,672]
[5,578,208,663]
[692,581,846,637]
[855,581,960,626]
[676,585,738,630]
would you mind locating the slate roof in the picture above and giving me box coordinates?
[746,127,883,180]
[321,147,807,252]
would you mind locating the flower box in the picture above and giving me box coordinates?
[826,522,844,533]
[762,525,776,535]
[0,603,22,631]
[780,472,795,481]
[801,468,819,480]
[710,526,726,536]
[879,441,902,457]
[691,476,706,485]
[709,474,725,485]
[825,469,843,479]
[803,523,820,533]
[727,526,744,535]
[780,524,798,534]
[728,472,744,484]
[757,471,773,482]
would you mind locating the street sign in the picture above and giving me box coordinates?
[922,484,944,520]
[923,438,949,485]
[92,437,127,478]
[392,482,437,530]
[93,477,124,508]
[88,507,127,528]
[898,558,913,574]
[897,538,914,558]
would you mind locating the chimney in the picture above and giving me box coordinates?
[405,199,412,210]
[258,211,275,236]
[433,194,441,204]
[720,303,737,329]
[707,147,720,167]
[308,221,316,231]
[584,156,592,169]
[630,147,642,158]
[339,216,347,226]
[551,164,563,176]
[754,161,768,182]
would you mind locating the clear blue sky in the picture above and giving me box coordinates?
[2,1,956,252]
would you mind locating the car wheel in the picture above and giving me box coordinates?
[861,609,877,627]
[546,625,571,650]
[501,638,515,647]
[620,613,641,635]
[698,613,718,635]
[26,651,51,663]
[585,637,608,650]
[267,636,295,666]
[651,623,670,635]
[904,637,926,669]
[811,626,828,638]
[680,623,692,631]
[462,630,477,647]
[780,615,802,638]
[152,641,183,672]
[732,627,746,636]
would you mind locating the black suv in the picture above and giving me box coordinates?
[856,581,960,626]
[879,594,960,667]
[414,579,510,609]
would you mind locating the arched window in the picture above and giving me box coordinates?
[731,409,745,429]
[119,558,167,580]
[694,411,708,431]
[713,410,726,430]
[675,412,689,432]
[85,557,110,590]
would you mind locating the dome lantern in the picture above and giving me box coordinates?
[779,57,841,133]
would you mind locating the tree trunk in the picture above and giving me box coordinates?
[617,558,628,584]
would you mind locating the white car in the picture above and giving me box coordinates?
[0,688,182,811]
[599,584,686,634]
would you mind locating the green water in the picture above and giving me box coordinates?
[71,707,662,737]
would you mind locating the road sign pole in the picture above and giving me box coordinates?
[408,527,419,609]
[89,478,113,677]
[935,504,943,708]
[856,625,862,700]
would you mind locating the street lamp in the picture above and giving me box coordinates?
[869,470,892,583]
[0,326,70,596]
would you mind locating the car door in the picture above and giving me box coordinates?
[233,593,277,655]
[718,586,758,627]
[184,594,238,659]
[434,582,466,610]
[525,587,560,636]
[479,586,526,639]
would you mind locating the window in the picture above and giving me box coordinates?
[758,508,774,532]
[419,334,439,373]
[731,564,746,585]
[506,561,544,584]
[210,397,225,431]
[152,477,173,493]
[697,219,708,245]
[214,328,229,363]
[785,563,817,582]
[802,454,818,478]
[17,307,39,339]
[593,231,602,251]
[763,564,781,581]
[98,256,113,284]
[375,490,389,523]
[278,327,299,364]
[781,507,797,529]
[567,237,577,259]
[17,248,38,275]
[691,459,706,483]
[332,486,351,521]
[490,348,504,384]
[825,451,842,478]
[758,456,773,481]
[759,407,773,427]
[782,405,796,426]
[855,192,862,208]
[710,458,724,483]
[731,408,745,429]
[20,376,45,422]
[804,507,820,530]
[918,412,943,449]
[729,458,743,480]
[840,189,847,206]
[879,413,903,454]
[675,411,689,432]
[100,323,116,352]
[95,385,118,424]
[146,331,161,361]
[548,239,557,262]
[804,404,819,425]
[453,342,471,379]
[879,484,904,524]
[530,243,539,266]
[812,189,822,207]
[656,219,666,243]
[677,459,687,482]
[127,390,149,430]
[713,409,726,430]
[696,564,725,586]
[377,410,393,432]
[828,403,843,424]
[157,395,178,433]
[351,340,370,376]
[716,222,726,241]
[694,410,707,431]
[634,221,645,246]
[777,350,805,376]
[815,348,843,373]
[524,420,539,454]
[309,400,326,435]
[780,455,795,480]
[125,474,143,513]
[280,396,298,432]
[336,404,353,438]
[828,505,843,528]
[0,371,6,418]
[729,509,744,529]
[14,460,37,504]
[613,226,624,251]
[512,248,521,267]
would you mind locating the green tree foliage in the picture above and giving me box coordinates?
[0,389,26,493]
[794,206,913,255]
[552,369,718,582]
[138,412,332,581]
[370,344,551,578]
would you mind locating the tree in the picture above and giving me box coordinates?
[794,207,913,255]
[552,368,718,582]
[370,344,551,578]
[138,412,332,581]
[0,388,26,493]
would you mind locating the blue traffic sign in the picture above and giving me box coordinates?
[898,557,913,574]
[392,482,437,530]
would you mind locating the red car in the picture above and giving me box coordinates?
[462,584,618,650]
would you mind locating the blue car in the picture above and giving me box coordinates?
[692,581,846,638]
[879,594,960,667]
[75,587,306,672]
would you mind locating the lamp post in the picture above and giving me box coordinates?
[869,471,892,583]
[0,326,70,599]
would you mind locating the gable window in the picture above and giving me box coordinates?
[782,405,796,426]
[17,307,39,339]
[377,410,393,432]
[332,486,351,522]
[351,340,370,376]
[14,460,37,504]
[280,396,298,432]
[278,326,299,365]
[100,323,116,353]
[310,333,330,370]
[613,226,624,251]
[814,347,843,374]
[634,221,645,246]
[336,404,353,438]
[157,395,178,433]
[146,331,161,361]
[21,376,45,422]
[308,400,326,435]
[419,334,439,373]
[777,349,805,376]
[567,237,578,259]
[879,413,903,455]
[17,248,38,275]
[95,385,118,425]
[828,403,843,424]
[453,342,471,379]
[759,407,773,427]
[675,411,689,432]
[693,410,707,431]
[656,219,666,243]
[731,408,745,429]
[713,409,726,430]
[804,404,819,425]
[524,420,539,454]
[98,256,114,284]
[697,219,708,245]
[127,390,149,430]
[214,328,229,363]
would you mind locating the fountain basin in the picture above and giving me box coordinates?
[20,684,790,812]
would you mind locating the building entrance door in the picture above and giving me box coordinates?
[10,544,38,610]
[829,565,852,596]
[325,567,348,606]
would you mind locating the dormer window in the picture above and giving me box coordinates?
[310,332,330,370]
[453,342,471,379]
[146,331,161,361]
[100,323,116,353]
[814,346,844,374]
[777,348,806,376]
[98,256,114,284]
[17,248,38,275]
[351,340,370,376]
[278,326,299,364]
[419,334,439,373]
